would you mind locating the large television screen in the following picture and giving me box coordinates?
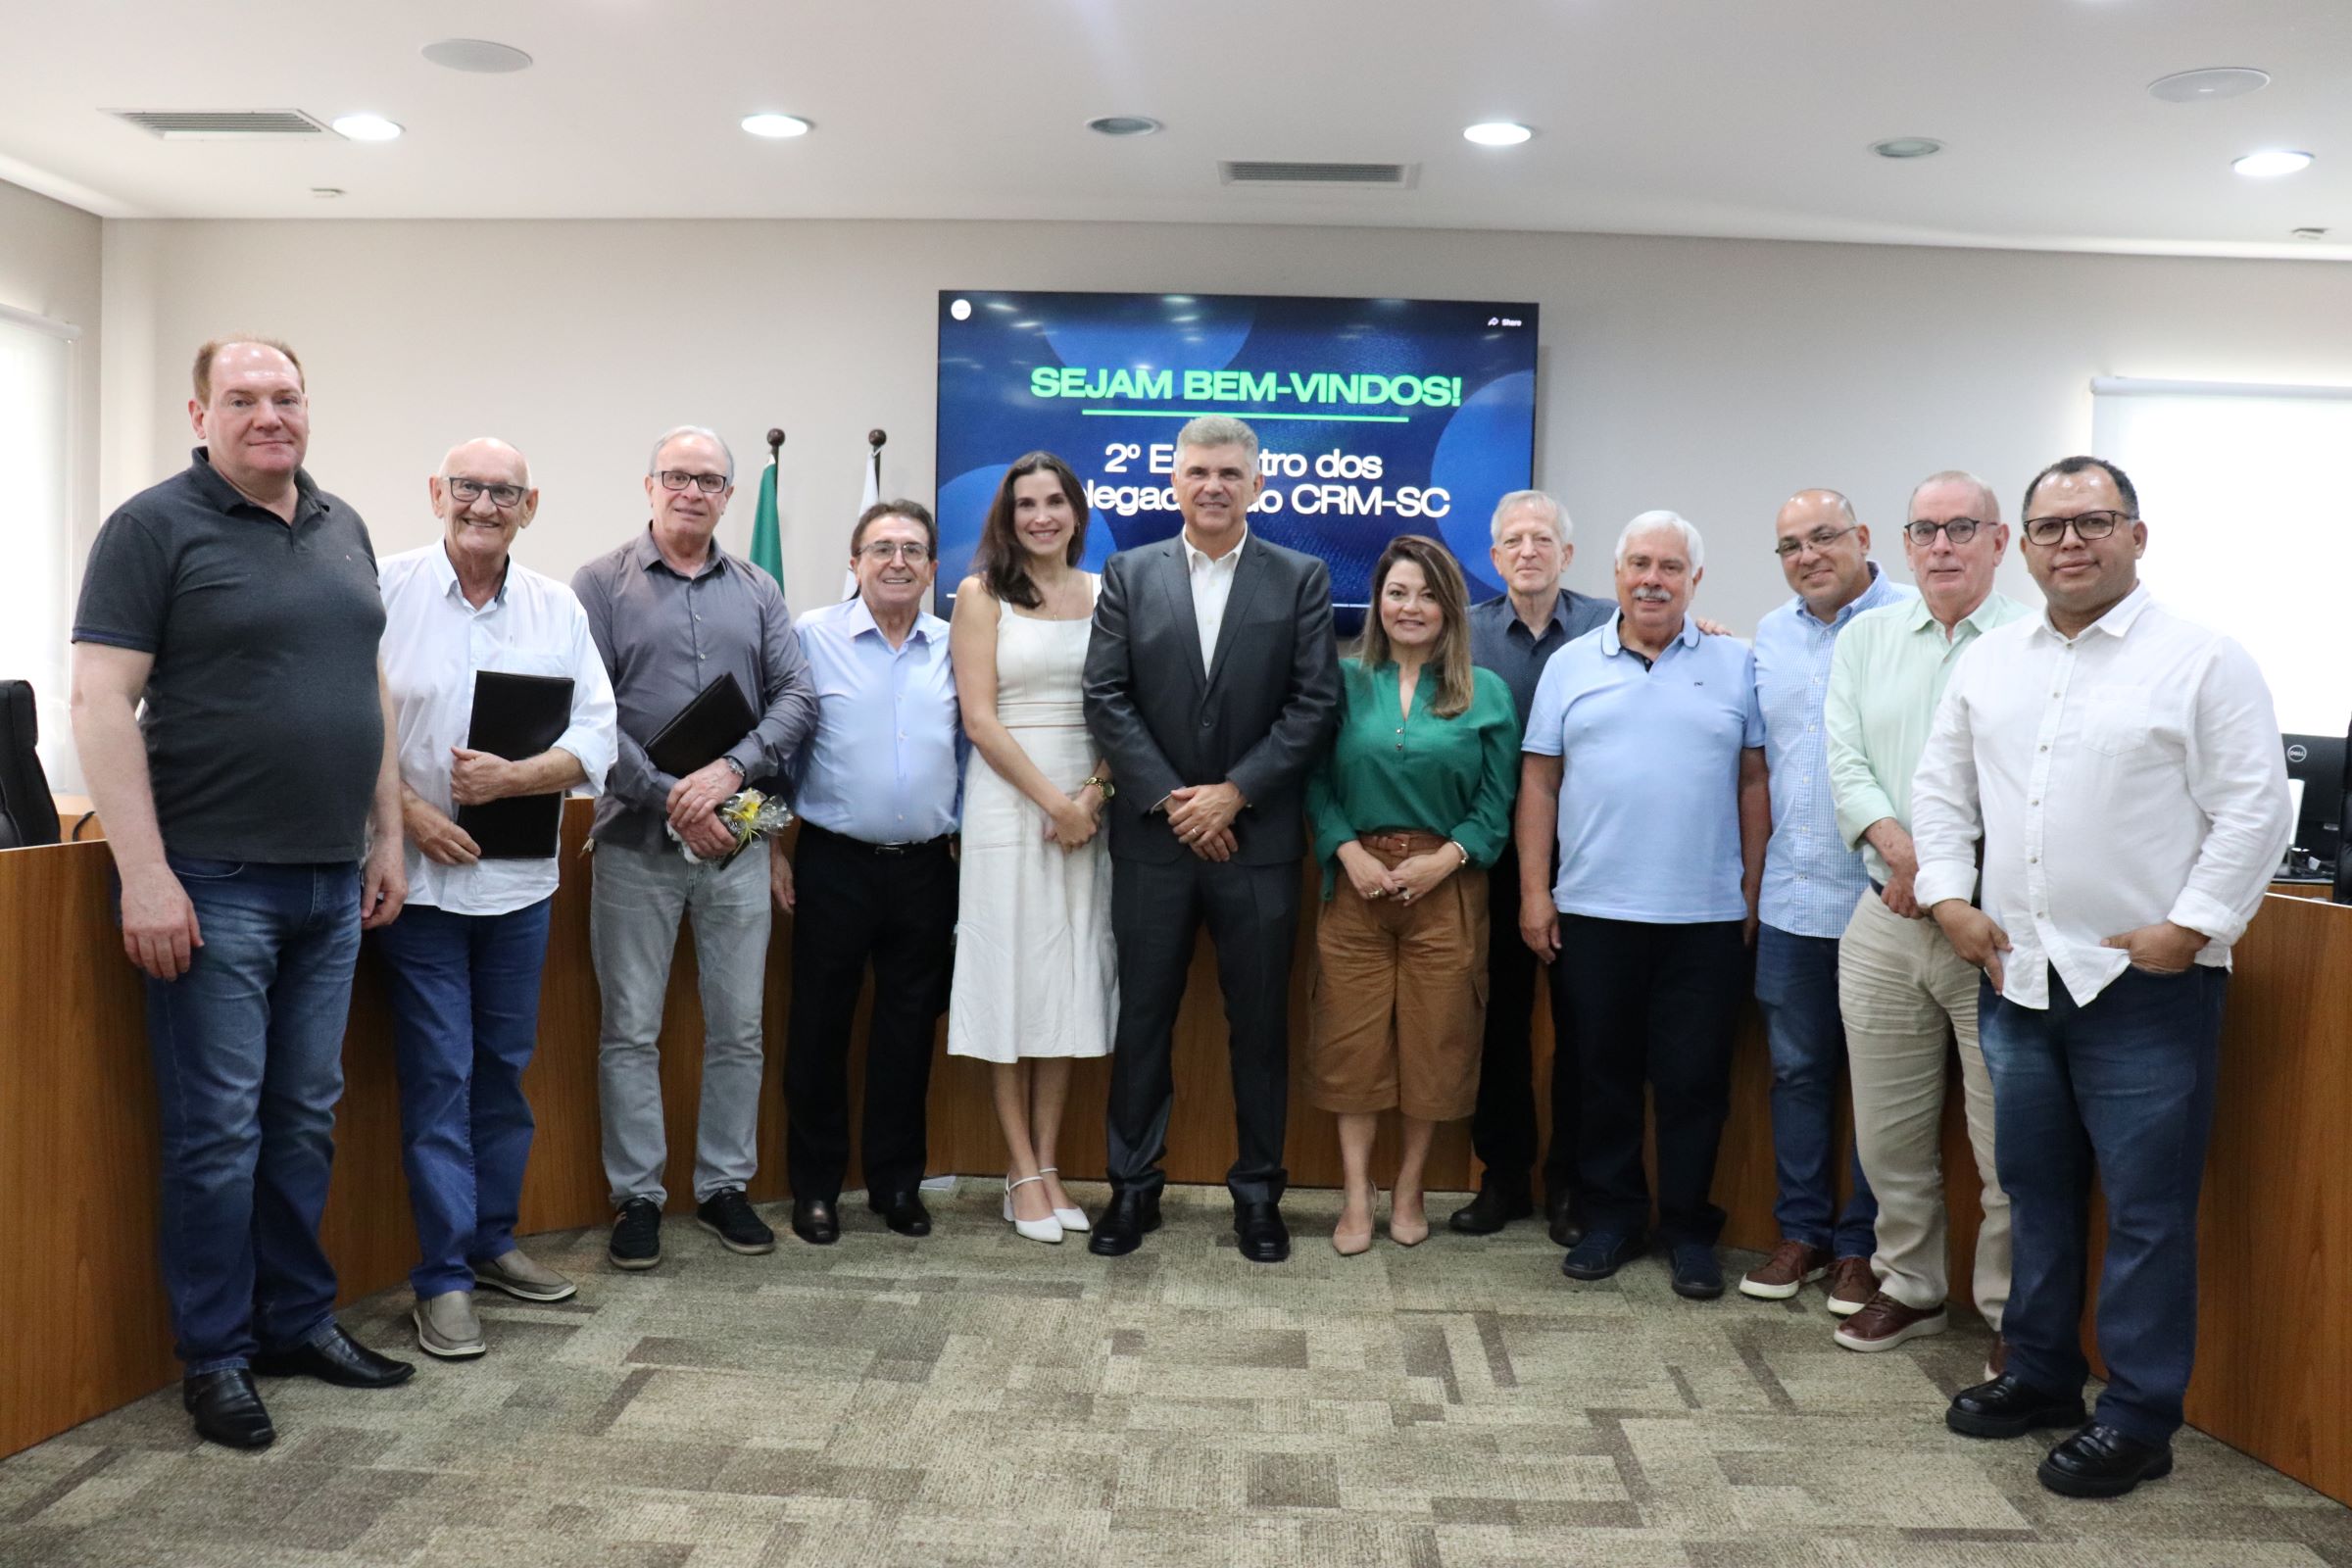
[935,290,1539,617]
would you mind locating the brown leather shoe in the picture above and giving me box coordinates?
[1833,1291,1949,1351]
[1738,1239,1831,1300]
[1826,1255,1877,1317]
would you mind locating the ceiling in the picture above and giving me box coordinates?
[3,1,2348,259]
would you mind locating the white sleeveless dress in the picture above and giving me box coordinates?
[946,582,1116,1062]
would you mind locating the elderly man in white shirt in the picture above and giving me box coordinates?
[1911,455,2289,1499]
[375,438,616,1359]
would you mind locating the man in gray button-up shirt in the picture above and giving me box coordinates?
[571,425,817,1271]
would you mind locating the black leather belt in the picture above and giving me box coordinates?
[801,822,951,858]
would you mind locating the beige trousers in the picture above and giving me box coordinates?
[1838,888,2010,1325]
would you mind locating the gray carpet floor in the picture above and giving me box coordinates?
[5,1182,2349,1568]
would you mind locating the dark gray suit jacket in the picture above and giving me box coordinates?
[1083,531,1341,866]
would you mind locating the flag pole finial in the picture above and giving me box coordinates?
[766,427,785,460]
[867,428,887,452]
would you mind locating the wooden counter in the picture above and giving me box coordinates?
[5,803,2344,1505]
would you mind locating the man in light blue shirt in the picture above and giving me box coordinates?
[1743,489,1913,1311]
[778,500,963,1247]
[1517,511,1768,1301]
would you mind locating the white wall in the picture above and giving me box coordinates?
[0,176,103,791]
[96,217,2352,634]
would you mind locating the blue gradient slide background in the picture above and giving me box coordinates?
[936,291,1538,620]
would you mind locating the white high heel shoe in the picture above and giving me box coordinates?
[1039,1167,1089,1233]
[1004,1174,1064,1244]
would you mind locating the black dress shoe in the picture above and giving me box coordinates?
[1944,1374,2088,1439]
[791,1198,839,1246]
[1447,1182,1534,1236]
[1545,1190,1585,1250]
[1233,1200,1291,1264]
[1088,1189,1162,1256]
[183,1369,274,1449]
[869,1190,932,1237]
[2038,1423,2175,1497]
[249,1324,415,1389]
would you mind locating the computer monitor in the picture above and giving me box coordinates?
[2280,731,2347,882]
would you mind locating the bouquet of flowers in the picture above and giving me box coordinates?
[669,787,795,866]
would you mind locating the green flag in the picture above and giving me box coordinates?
[749,457,784,593]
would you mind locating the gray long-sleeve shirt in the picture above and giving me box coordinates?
[571,526,818,849]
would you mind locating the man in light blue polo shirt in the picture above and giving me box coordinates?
[1742,489,1913,1312]
[1516,510,1768,1300]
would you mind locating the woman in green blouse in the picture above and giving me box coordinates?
[1305,535,1520,1254]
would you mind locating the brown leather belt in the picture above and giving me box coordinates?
[1357,828,1448,858]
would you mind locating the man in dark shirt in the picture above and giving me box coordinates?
[70,337,415,1452]
[571,426,817,1273]
[1452,491,1611,1241]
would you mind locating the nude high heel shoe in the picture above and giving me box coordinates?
[1038,1167,1089,1233]
[1004,1174,1064,1245]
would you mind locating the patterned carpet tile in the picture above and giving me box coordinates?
[5,1183,2349,1568]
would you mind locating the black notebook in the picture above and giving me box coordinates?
[645,670,758,779]
[457,671,574,859]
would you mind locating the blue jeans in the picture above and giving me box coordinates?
[139,855,359,1374]
[1754,924,1876,1256]
[1978,964,2227,1446]
[371,898,554,1298]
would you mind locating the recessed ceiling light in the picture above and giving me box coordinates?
[2148,67,2270,104]
[421,38,533,74]
[2290,226,2330,240]
[2233,149,2314,177]
[331,113,402,142]
[310,186,344,200]
[1871,136,1943,160]
[741,113,811,139]
[1464,122,1533,147]
[1087,116,1162,137]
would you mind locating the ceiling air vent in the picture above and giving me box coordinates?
[1219,161,1417,188]
[109,109,335,141]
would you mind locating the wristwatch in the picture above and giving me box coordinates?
[1081,774,1116,800]
[721,756,747,780]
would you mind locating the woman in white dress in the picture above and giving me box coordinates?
[947,452,1116,1244]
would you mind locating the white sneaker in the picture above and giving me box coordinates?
[1039,1167,1089,1233]
[1004,1175,1064,1244]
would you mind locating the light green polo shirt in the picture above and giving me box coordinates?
[1825,589,2030,886]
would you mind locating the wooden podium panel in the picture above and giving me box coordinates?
[5,808,2344,1504]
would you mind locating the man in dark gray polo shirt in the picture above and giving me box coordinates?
[572,425,817,1272]
[70,336,415,1452]
[1452,490,1612,1243]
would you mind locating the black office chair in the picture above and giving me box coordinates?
[0,680,63,849]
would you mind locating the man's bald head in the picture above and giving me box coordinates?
[430,436,540,572]
[440,436,532,489]
[1772,486,1871,617]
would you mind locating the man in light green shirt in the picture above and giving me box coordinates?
[1821,469,2028,1362]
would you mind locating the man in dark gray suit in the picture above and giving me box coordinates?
[1082,416,1341,1262]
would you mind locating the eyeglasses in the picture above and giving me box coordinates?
[446,476,527,509]
[656,468,729,494]
[858,541,932,564]
[1772,524,1859,559]
[1903,517,1985,546]
[2021,509,2130,547]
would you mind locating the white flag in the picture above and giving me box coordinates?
[843,444,877,601]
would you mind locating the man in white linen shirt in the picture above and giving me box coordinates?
[1911,455,2289,1499]
[376,438,616,1358]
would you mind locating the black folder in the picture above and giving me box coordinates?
[457,671,574,859]
[645,670,758,779]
